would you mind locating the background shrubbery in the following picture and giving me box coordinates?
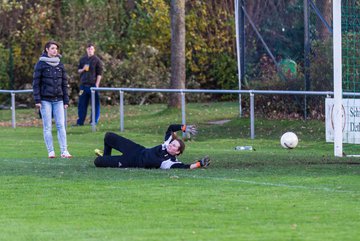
[0,0,334,119]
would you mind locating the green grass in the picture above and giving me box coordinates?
[0,102,359,241]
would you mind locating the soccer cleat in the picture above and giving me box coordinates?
[198,155,210,167]
[48,151,56,159]
[61,150,72,159]
[94,148,103,157]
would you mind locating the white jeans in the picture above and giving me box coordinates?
[40,100,68,153]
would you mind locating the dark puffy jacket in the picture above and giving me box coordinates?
[32,56,69,105]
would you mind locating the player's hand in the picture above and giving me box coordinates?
[162,135,172,150]
[35,103,41,108]
[185,125,198,136]
[198,155,210,167]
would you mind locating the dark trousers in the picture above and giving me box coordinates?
[77,85,100,125]
[94,132,145,168]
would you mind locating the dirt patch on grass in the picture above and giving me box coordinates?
[207,119,231,125]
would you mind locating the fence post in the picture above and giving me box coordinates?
[181,91,186,124]
[181,91,186,138]
[250,92,255,139]
[91,89,96,132]
[120,90,124,132]
[11,92,16,128]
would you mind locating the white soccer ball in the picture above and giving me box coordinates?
[280,132,298,149]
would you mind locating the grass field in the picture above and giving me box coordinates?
[0,102,359,241]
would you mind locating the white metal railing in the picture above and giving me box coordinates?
[89,87,360,139]
[0,90,33,128]
[2,88,360,139]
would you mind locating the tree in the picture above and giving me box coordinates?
[316,0,332,40]
[168,0,185,108]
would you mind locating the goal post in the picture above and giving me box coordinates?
[333,0,342,157]
[330,0,360,157]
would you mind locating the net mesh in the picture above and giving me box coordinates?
[341,1,360,153]
[342,0,360,93]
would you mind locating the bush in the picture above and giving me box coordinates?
[0,44,9,89]
[309,40,333,91]
[0,44,10,104]
[101,44,170,105]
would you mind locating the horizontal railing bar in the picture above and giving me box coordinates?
[90,87,360,97]
[0,90,33,94]
[1,88,360,131]
[1,88,360,97]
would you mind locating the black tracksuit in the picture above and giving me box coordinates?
[94,125,191,169]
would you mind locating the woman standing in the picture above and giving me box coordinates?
[33,40,72,158]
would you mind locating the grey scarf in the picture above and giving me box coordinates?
[39,56,60,66]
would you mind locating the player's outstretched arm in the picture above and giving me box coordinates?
[164,124,198,140]
[190,155,211,169]
[181,124,198,136]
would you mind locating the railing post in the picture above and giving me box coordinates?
[91,89,96,132]
[250,92,255,139]
[181,91,186,138]
[11,92,16,128]
[181,91,186,125]
[120,90,124,132]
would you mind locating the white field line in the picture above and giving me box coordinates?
[0,159,73,166]
[179,174,358,194]
[1,159,358,194]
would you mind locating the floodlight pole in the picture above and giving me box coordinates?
[304,0,310,119]
[235,0,245,117]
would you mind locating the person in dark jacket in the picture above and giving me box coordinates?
[94,124,210,169]
[75,43,103,126]
[32,40,72,158]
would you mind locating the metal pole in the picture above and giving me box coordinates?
[181,92,186,139]
[239,0,245,117]
[309,0,333,33]
[250,92,255,139]
[235,0,243,117]
[304,0,311,119]
[91,90,96,132]
[11,92,15,128]
[120,90,124,132]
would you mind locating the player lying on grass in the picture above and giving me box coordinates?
[94,124,210,169]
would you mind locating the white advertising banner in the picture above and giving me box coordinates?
[325,98,360,144]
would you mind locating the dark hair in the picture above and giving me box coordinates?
[177,138,185,155]
[43,40,60,53]
[86,42,95,48]
[171,132,185,155]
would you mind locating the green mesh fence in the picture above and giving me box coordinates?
[341,1,360,151]
[342,0,360,93]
